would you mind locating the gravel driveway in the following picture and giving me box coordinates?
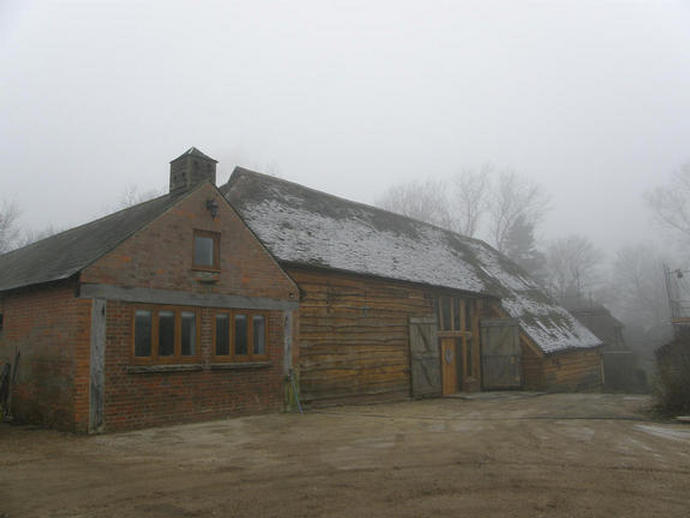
[1,393,689,517]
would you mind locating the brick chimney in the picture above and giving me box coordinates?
[169,147,218,193]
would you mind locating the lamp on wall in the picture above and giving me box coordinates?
[206,199,219,219]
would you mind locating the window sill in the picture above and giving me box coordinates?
[191,266,221,273]
[192,270,220,284]
[209,361,272,370]
[127,363,203,374]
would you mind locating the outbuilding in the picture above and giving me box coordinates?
[0,149,299,432]
[0,149,602,431]
[222,166,603,404]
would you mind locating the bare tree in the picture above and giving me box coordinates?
[607,244,670,330]
[544,234,603,304]
[487,169,549,253]
[0,200,21,254]
[376,178,455,230]
[377,167,550,247]
[603,244,673,363]
[16,225,60,249]
[117,184,162,209]
[450,164,490,237]
[646,162,690,244]
[503,215,547,283]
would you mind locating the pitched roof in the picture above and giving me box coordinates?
[567,304,626,349]
[171,147,218,163]
[222,167,601,354]
[0,193,181,292]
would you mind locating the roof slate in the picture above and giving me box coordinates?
[222,167,602,354]
[567,304,626,349]
[0,193,180,292]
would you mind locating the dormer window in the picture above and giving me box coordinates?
[193,230,220,271]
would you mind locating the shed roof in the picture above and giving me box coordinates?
[567,304,626,350]
[0,192,181,292]
[222,167,601,354]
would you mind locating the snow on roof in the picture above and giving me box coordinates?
[466,241,602,353]
[222,168,602,354]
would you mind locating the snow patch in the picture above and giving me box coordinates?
[635,425,690,442]
[226,170,603,354]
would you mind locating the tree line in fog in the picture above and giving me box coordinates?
[376,162,690,353]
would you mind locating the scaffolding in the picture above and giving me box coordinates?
[663,264,690,325]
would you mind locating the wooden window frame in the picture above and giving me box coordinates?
[438,295,479,383]
[131,305,201,364]
[213,309,269,362]
[438,296,473,338]
[437,296,480,381]
[192,229,220,272]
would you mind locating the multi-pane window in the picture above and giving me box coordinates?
[214,311,267,361]
[193,230,220,270]
[438,296,476,380]
[438,296,473,333]
[133,306,199,362]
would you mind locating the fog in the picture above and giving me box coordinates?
[2,0,690,256]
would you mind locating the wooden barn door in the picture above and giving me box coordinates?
[409,317,441,398]
[480,319,522,389]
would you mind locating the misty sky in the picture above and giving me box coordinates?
[2,0,690,258]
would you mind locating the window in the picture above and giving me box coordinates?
[214,310,268,361]
[440,297,452,332]
[133,306,199,362]
[253,315,265,355]
[0,312,4,333]
[215,313,230,355]
[438,296,476,380]
[193,230,220,270]
[180,311,196,355]
[134,310,152,357]
[438,296,473,333]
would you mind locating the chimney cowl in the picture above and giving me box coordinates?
[169,147,218,193]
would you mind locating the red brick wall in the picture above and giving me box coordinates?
[0,282,91,431]
[102,301,286,431]
[76,184,297,431]
[81,183,298,301]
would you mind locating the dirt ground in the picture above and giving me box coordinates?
[1,393,689,517]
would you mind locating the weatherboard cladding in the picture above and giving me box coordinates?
[222,168,601,354]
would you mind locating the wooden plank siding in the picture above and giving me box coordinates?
[287,267,602,401]
[287,267,435,405]
[521,338,544,390]
[542,348,603,392]
[489,301,603,392]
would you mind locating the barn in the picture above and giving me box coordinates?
[0,149,602,432]
[222,167,603,405]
